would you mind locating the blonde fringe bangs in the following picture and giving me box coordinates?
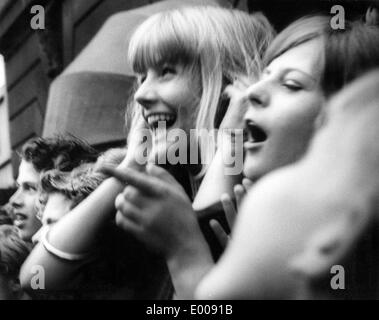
[128,11,202,74]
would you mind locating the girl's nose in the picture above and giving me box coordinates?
[134,78,158,110]
[244,81,270,109]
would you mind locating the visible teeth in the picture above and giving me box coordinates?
[146,113,176,127]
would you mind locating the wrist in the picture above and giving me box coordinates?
[166,232,214,299]
[166,226,213,275]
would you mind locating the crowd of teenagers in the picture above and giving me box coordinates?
[1,4,379,300]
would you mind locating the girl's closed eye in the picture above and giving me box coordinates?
[282,79,303,91]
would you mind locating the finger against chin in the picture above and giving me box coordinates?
[242,178,253,190]
[234,184,245,205]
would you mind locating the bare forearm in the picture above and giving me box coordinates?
[193,135,243,210]
[48,176,124,253]
[167,233,215,299]
[20,242,84,291]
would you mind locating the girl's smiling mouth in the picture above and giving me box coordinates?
[144,112,177,131]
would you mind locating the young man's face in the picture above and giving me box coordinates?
[9,160,42,242]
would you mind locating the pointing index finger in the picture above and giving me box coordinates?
[102,166,159,195]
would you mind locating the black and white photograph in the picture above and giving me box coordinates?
[0,0,379,308]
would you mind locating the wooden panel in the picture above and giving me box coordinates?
[5,33,40,88]
[8,61,49,118]
[10,100,43,149]
[71,0,103,23]
[73,0,148,56]
[11,150,18,178]
[0,0,13,16]
[11,147,25,178]
[62,0,74,66]
[0,0,34,39]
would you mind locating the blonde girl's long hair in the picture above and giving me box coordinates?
[127,6,275,176]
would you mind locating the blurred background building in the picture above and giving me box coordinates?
[0,54,13,189]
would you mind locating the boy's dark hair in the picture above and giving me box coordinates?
[40,163,105,208]
[20,136,99,173]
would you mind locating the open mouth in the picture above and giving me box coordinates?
[14,213,27,221]
[14,213,27,228]
[144,112,177,131]
[245,120,267,143]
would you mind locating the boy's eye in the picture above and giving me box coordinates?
[23,183,37,192]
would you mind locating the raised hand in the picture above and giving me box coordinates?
[219,76,251,131]
[106,164,215,299]
[120,111,151,171]
[104,164,203,258]
[210,178,253,248]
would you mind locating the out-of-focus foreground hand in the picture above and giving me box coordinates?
[196,70,379,300]
[105,164,215,299]
[210,178,254,248]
